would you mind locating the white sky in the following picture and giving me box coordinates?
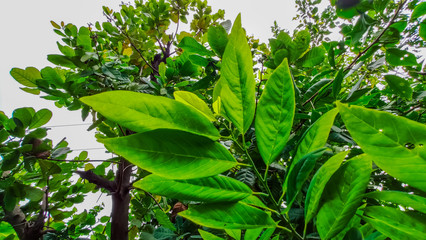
[0,0,298,217]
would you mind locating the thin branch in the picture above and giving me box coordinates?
[75,170,117,192]
[302,0,407,107]
[46,158,119,163]
[121,30,159,74]
[144,191,164,211]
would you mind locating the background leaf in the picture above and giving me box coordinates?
[364,191,426,214]
[384,75,413,100]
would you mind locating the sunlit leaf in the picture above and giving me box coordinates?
[100,130,237,179]
[208,25,228,57]
[80,91,220,140]
[255,58,295,165]
[134,174,251,202]
[198,229,224,240]
[179,202,276,229]
[364,191,426,214]
[10,67,41,88]
[213,14,256,134]
[174,91,216,121]
[337,102,426,191]
[411,2,426,20]
[29,109,52,129]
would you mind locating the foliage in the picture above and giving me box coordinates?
[2,0,426,239]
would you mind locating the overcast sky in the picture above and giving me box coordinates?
[0,0,300,215]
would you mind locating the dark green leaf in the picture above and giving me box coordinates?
[384,75,413,100]
[208,25,228,57]
[47,54,76,68]
[1,150,20,171]
[364,191,426,214]
[153,209,176,232]
[178,37,214,56]
[332,69,344,99]
[411,2,426,20]
[385,48,417,66]
[343,228,364,240]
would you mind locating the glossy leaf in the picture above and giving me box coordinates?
[208,25,228,57]
[244,228,264,240]
[198,229,224,240]
[134,174,252,203]
[362,206,426,240]
[343,228,364,240]
[29,109,52,129]
[420,19,426,41]
[179,202,276,229]
[255,58,295,165]
[305,151,348,226]
[10,67,41,88]
[411,2,426,20]
[80,91,220,140]
[337,102,426,191]
[285,148,326,211]
[213,14,256,134]
[294,108,338,162]
[225,229,241,240]
[385,48,417,66]
[317,154,371,240]
[100,130,237,179]
[173,91,216,121]
[384,75,412,100]
[364,191,426,214]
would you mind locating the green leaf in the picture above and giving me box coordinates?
[47,54,77,68]
[50,20,61,29]
[80,91,220,140]
[294,108,338,162]
[305,151,348,227]
[40,67,65,87]
[285,148,326,211]
[29,109,52,129]
[213,14,256,134]
[332,69,344,99]
[364,191,426,214]
[255,58,295,165]
[258,226,277,240]
[385,48,417,66]
[173,91,216,121]
[298,46,326,67]
[343,227,364,240]
[100,130,237,179]
[244,228,264,240]
[225,229,241,240]
[3,188,17,211]
[337,102,426,191]
[178,37,214,56]
[292,30,311,60]
[317,154,372,240]
[384,75,412,100]
[362,206,426,240]
[208,25,228,57]
[1,151,20,171]
[373,0,389,13]
[198,229,224,240]
[20,87,40,95]
[153,208,176,232]
[134,174,251,202]
[12,107,35,128]
[419,19,426,41]
[10,67,41,87]
[179,202,276,229]
[24,186,44,201]
[411,2,426,20]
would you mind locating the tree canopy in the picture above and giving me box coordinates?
[1,0,426,239]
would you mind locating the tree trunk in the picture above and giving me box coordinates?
[110,159,132,240]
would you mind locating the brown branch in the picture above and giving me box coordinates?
[144,191,164,211]
[75,170,117,192]
[302,0,407,107]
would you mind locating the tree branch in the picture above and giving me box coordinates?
[75,170,117,192]
[302,0,407,107]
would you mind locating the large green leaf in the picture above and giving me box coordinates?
[179,202,276,229]
[364,191,426,214]
[10,67,41,88]
[255,58,295,165]
[362,206,426,240]
[225,229,241,240]
[173,91,216,121]
[317,154,372,240]
[134,174,252,203]
[100,130,237,179]
[198,229,224,240]
[178,37,214,56]
[384,75,413,100]
[80,91,220,140]
[291,29,311,61]
[213,14,256,134]
[305,151,348,227]
[337,102,426,191]
[385,48,417,66]
[294,108,338,162]
[285,148,326,212]
[153,209,176,232]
